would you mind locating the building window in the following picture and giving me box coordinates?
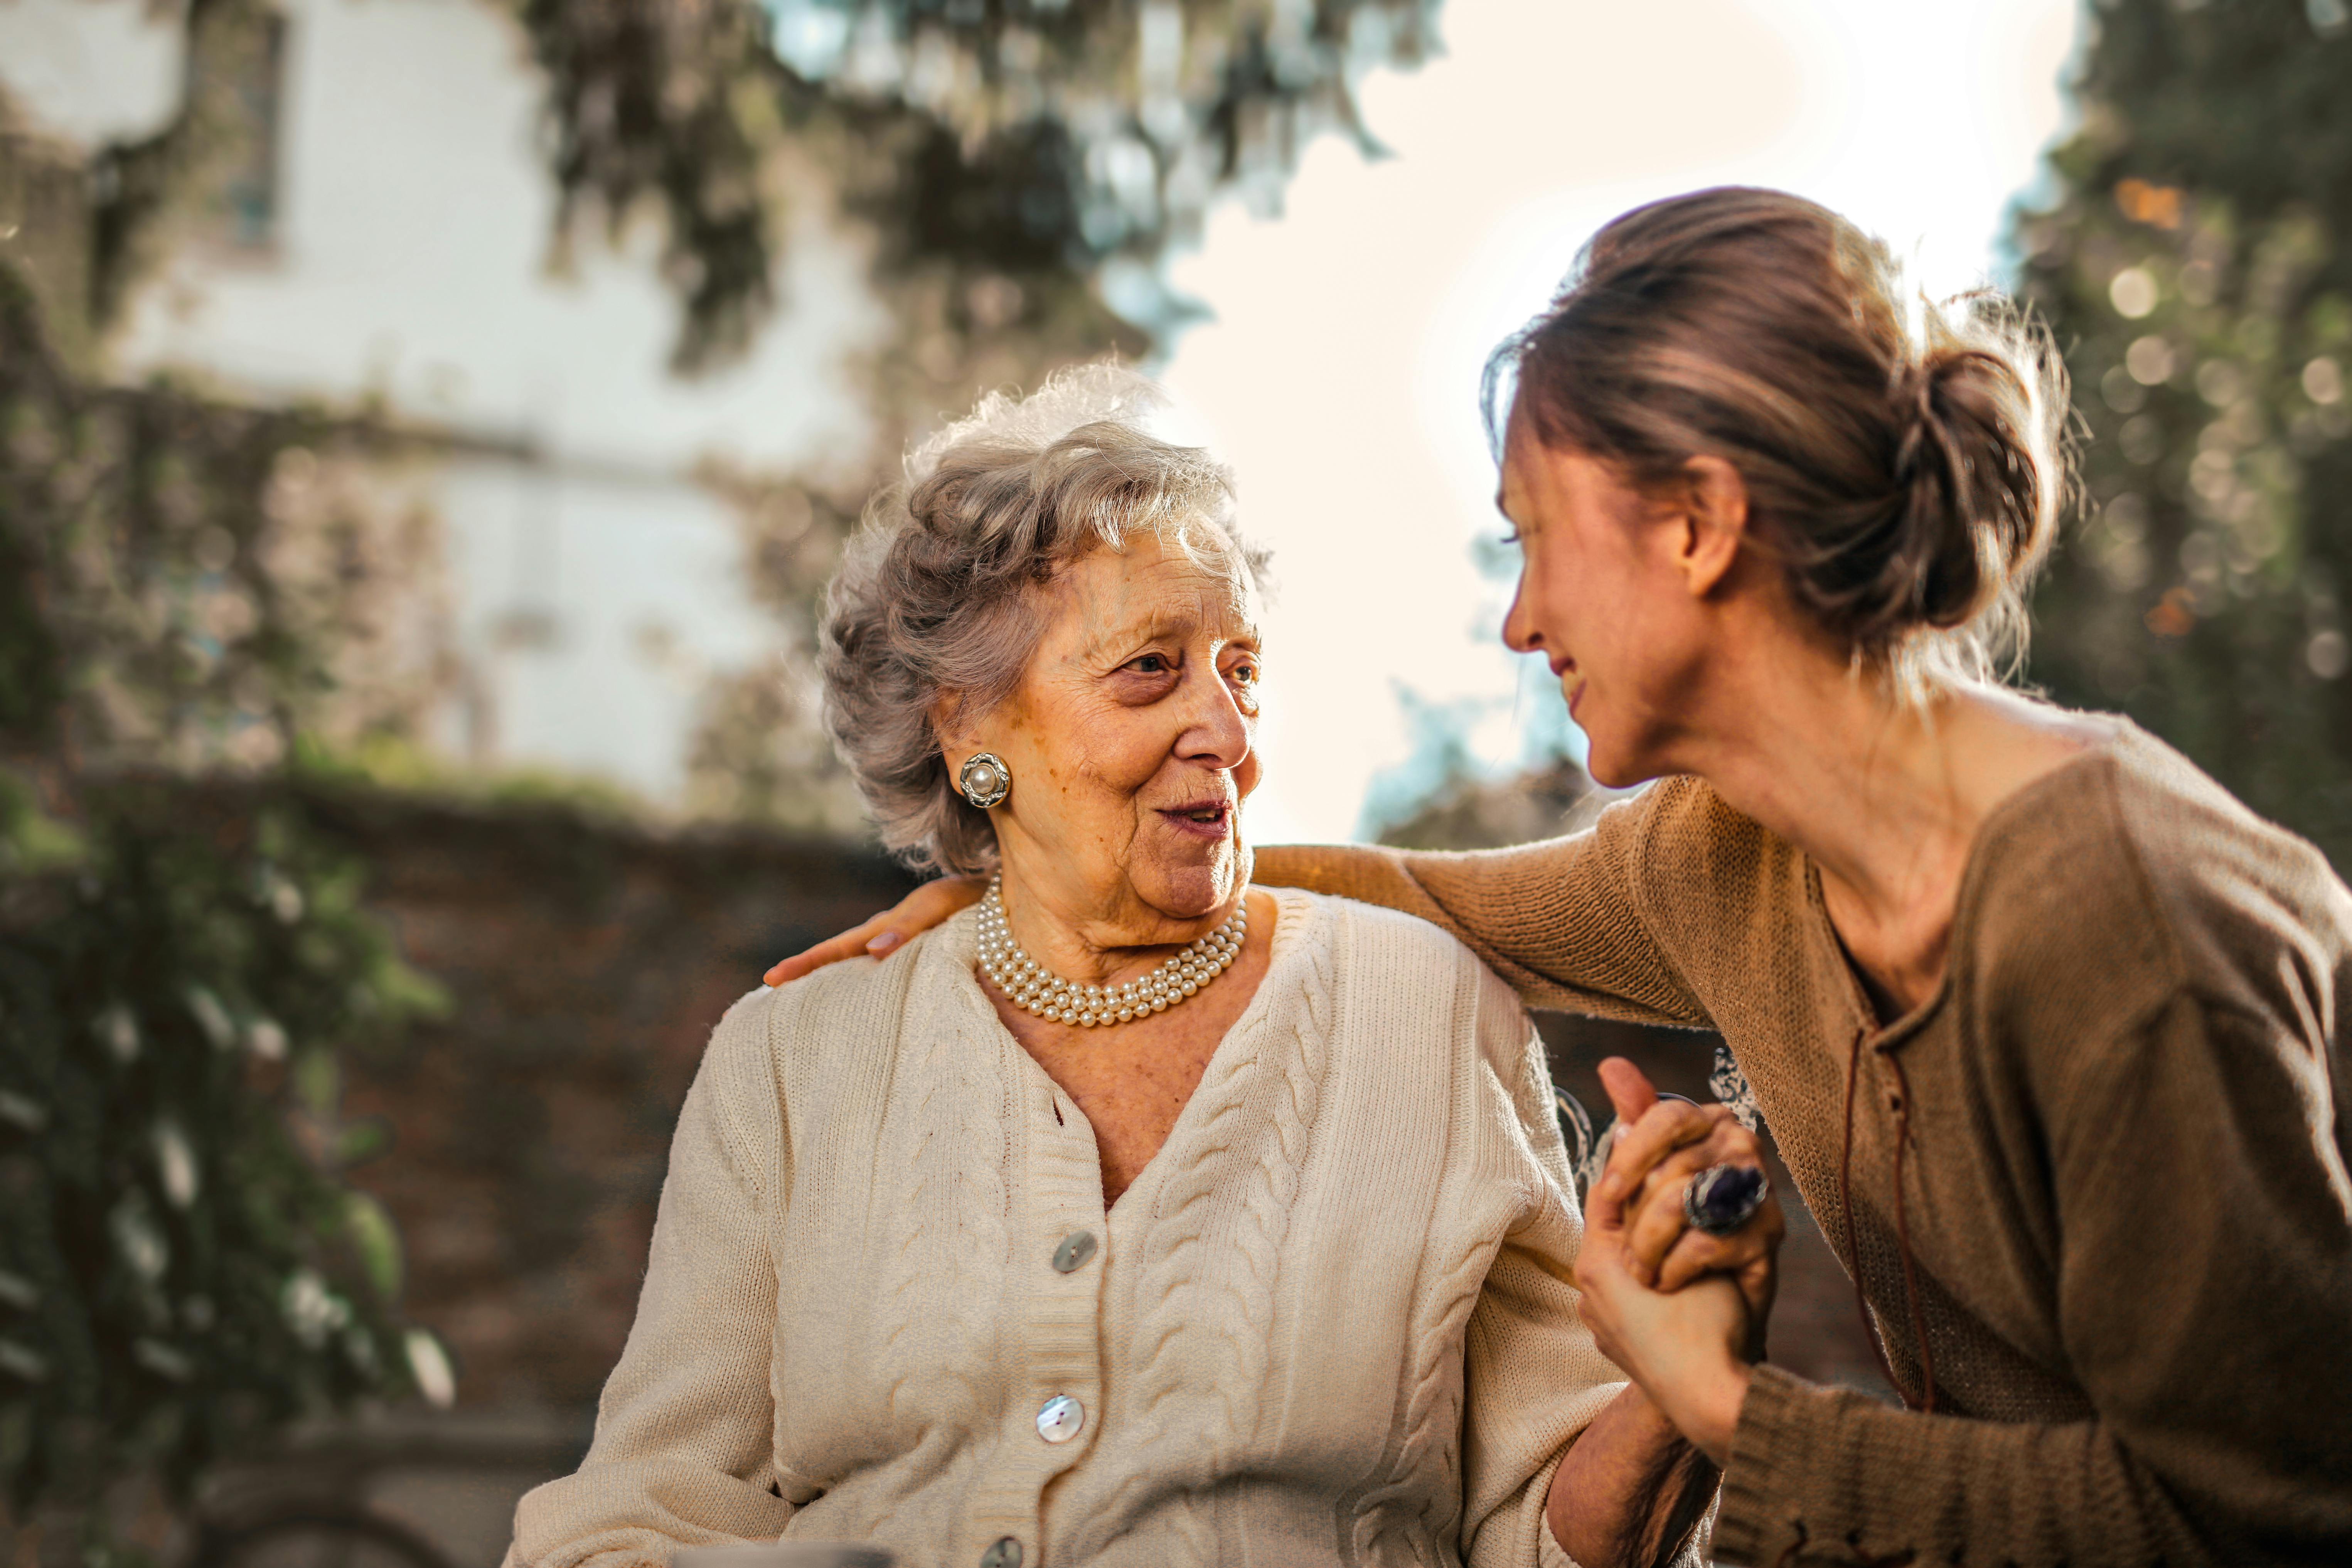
[197,8,287,251]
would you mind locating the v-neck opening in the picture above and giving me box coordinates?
[938,888,1309,1219]
[1103,889,1304,1222]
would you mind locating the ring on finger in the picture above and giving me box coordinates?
[1684,1162,1769,1237]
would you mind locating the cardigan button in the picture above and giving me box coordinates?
[1036,1394,1085,1443]
[1051,1231,1098,1273]
[979,1538,1023,1568]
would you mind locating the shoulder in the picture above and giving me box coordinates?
[1966,724,2352,1059]
[726,917,974,1089]
[1269,886,1537,1062]
[1276,883,1513,988]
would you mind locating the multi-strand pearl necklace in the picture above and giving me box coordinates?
[976,876,1247,1027]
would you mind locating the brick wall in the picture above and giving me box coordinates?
[199,788,1883,1566]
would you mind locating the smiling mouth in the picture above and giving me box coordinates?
[1159,802,1233,837]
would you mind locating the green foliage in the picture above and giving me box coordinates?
[0,251,447,1514]
[0,778,442,1511]
[516,0,1441,366]
[2014,0,2352,870]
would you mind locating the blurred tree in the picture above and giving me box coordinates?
[2013,0,2352,871]
[0,778,442,1533]
[6,0,1452,1538]
[0,217,448,1541]
[517,0,1441,367]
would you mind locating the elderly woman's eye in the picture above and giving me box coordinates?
[1229,661,1259,686]
[1129,653,1173,675]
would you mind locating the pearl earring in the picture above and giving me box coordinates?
[958,751,1011,808]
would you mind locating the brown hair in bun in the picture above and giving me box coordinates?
[1489,186,2071,688]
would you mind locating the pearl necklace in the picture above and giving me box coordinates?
[976,877,1247,1028]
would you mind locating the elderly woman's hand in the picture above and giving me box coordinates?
[763,876,987,986]
[1591,1058,1783,1331]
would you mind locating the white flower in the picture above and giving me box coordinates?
[245,1017,288,1061]
[0,1339,47,1383]
[185,987,236,1050]
[153,1120,200,1209]
[95,1004,140,1064]
[110,1197,168,1282]
[133,1338,193,1381]
[280,1267,350,1349]
[405,1328,457,1409]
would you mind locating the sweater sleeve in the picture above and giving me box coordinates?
[1711,990,2352,1566]
[506,993,794,1568]
[1253,791,1708,1027]
[1456,957,1690,1568]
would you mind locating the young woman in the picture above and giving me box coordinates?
[772,189,2352,1565]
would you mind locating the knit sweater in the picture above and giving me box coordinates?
[1258,721,2352,1566]
[505,888,1634,1568]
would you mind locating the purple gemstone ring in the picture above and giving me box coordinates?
[1684,1163,1769,1237]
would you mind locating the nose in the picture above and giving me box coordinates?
[1174,665,1253,772]
[1502,576,1543,656]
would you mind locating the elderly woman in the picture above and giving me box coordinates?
[504,368,1767,1568]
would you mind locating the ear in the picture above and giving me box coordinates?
[1674,455,1750,598]
[930,693,976,761]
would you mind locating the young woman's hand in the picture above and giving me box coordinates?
[763,875,988,986]
[1575,1057,1776,1464]
[1590,1057,1783,1336]
[1573,1208,1753,1466]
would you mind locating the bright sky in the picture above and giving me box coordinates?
[1157,0,2083,845]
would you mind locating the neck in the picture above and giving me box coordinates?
[1659,635,2103,1009]
[992,862,1245,988]
[1686,661,1977,921]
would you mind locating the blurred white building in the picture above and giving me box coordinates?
[0,0,888,803]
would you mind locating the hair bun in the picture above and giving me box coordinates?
[1884,339,2056,639]
[1493,188,2071,687]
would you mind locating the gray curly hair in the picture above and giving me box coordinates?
[820,364,1268,876]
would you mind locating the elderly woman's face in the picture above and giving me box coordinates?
[963,528,1262,928]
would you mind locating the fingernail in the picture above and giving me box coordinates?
[866,931,902,955]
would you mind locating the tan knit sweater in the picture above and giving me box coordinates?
[1259,722,2352,1566]
[506,888,1634,1568]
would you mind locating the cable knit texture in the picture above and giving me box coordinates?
[1257,721,2352,1566]
[505,888,1631,1568]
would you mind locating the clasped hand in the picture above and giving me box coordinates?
[1573,1057,1785,1466]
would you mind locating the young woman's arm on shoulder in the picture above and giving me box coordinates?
[1255,793,1705,1026]
[505,995,792,1568]
[763,791,1709,1029]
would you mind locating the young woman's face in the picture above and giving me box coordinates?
[1497,418,1713,788]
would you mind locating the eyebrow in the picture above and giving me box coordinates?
[1084,608,1262,661]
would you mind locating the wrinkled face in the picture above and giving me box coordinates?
[1497,417,1710,788]
[952,527,1263,929]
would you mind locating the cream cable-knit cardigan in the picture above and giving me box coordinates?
[505,888,1629,1568]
